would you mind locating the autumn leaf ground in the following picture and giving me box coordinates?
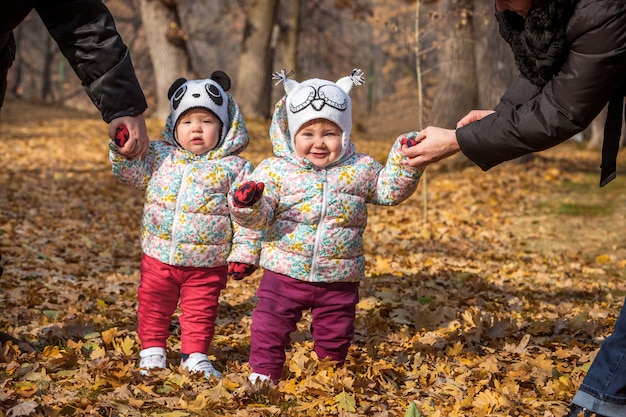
[1,99,626,417]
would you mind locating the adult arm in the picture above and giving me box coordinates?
[404,0,626,171]
[458,0,626,171]
[34,0,149,158]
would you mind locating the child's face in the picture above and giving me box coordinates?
[294,119,342,168]
[175,108,221,155]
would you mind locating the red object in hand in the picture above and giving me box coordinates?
[228,262,256,280]
[401,137,418,147]
[233,181,265,208]
[115,125,129,147]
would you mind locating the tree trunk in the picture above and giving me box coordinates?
[281,0,300,78]
[426,0,476,128]
[41,35,53,102]
[139,0,193,120]
[235,0,280,119]
[473,0,515,109]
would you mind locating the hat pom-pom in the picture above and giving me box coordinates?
[337,68,364,93]
[349,68,364,86]
[272,69,298,95]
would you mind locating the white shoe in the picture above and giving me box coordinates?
[139,347,167,375]
[249,372,272,384]
[182,353,222,379]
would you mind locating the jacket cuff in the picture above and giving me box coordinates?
[85,49,148,123]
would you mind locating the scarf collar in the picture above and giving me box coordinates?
[495,0,579,87]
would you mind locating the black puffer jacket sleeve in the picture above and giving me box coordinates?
[34,0,147,122]
[457,0,626,171]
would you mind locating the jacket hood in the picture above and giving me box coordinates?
[268,96,356,167]
[162,93,249,159]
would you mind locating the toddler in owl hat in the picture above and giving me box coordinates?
[229,68,423,383]
[109,71,261,379]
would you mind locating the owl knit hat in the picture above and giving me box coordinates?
[272,68,364,155]
[167,71,231,148]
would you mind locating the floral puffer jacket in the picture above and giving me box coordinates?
[229,97,422,283]
[110,96,260,268]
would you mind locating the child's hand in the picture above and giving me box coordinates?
[228,262,257,280]
[233,181,265,208]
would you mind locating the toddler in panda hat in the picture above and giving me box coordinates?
[109,71,260,379]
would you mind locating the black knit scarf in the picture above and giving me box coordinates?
[495,0,579,87]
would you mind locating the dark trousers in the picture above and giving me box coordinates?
[249,270,359,380]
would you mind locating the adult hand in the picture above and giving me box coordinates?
[109,114,149,160]
[456,109,494,128]
[401,126,461,170]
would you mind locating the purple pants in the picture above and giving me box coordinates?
[249,270,360,380]
[137,254,227,354]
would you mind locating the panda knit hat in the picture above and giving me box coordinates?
[168,71,231,147]
[273,69,364,148]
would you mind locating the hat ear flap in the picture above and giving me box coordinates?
[211,71,231,92]
[168,78,187,99]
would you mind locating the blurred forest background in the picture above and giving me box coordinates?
[2,0,565,142]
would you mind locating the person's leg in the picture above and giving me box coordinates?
[178,265,227,355]
[137,254,180,349]
[570,298,626,417]
[249,271,306,381]
[310,281,359,365]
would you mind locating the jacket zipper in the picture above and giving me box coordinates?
[310,179,328,279]
[169,162,192,264]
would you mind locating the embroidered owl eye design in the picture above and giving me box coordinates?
[318,84,349,111]
[172,84,188,110]
[289,83,348,113]
[205,83,224,106]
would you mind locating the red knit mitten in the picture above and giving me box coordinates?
[115,125,129,147]
[400,136,418,147]
[233,181,265,208]
[228,262,256,280]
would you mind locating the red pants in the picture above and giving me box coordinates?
[137,254,227,354]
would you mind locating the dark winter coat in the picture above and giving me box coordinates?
[0,0,147,122]
[456,0,626,186]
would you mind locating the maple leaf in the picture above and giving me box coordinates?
[335,390,357,412]
[6,401,39,417]
[445,341,463,356]
[113,335,136,356]
[404,401,424,417]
